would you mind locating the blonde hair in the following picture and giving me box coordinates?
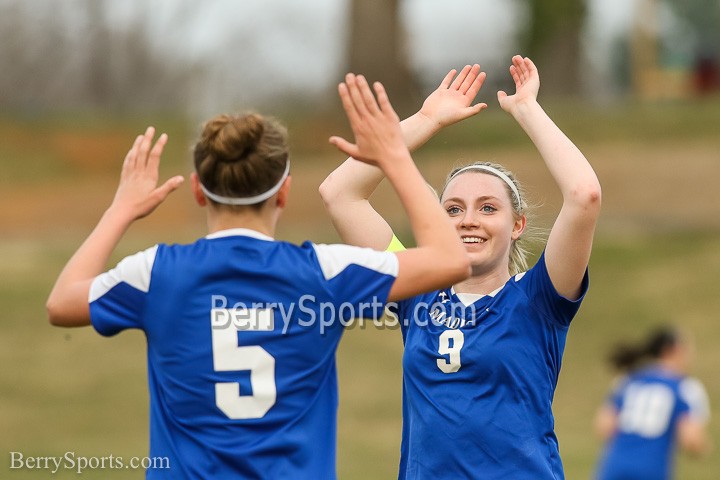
[440,161,542,276]
[193,113,289,211]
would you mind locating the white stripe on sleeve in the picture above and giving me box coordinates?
[312,243,399,281]
[89,245,159,302]
[679,377,711,423]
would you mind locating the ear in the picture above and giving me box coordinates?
[511,214,526,240]
[276,176,292,209]
[190,173,207,207]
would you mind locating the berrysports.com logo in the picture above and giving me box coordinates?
[8,451,170,474]
[210,294,482,334]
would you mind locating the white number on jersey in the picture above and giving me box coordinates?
[618,383,675,438]
[211,310,277,419]
[437,329,465,373]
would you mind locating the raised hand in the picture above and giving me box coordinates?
[111,127,184,220]
[497,55,540,114]
[419,64,487,127]
[329,74,409,167]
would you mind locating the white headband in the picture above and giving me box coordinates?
[450,165,520,205]
[200,160,290,206]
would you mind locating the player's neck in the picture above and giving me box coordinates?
[206,209,276,238]
[453,268,510,295]
[656,355,686,376]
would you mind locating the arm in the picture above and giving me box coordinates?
[46,128,184,327]
[498,56,601,299]
[593,404,618,442]
[329,74,470,302]
[677,378,713,456]
[320,65,487,249]
[677,415,712,456]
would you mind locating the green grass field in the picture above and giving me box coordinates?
[1,100,719,478]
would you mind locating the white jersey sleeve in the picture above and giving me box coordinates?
[679,377,711,423]
[311,243,398,318]
[89,245,158,335]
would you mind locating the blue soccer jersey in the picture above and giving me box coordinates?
[388,251,588,479]
[89,228,398,479]
[595,368,710,480]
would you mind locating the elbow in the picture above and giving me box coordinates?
[46,298,83,328]
[318,174,340,208]
[46,298,65,327]
[682,436,712,458]
[571,181,602,215]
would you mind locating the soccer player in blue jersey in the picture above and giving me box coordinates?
[46,76,471,479]
[594,327,711,480]
[319,55,602,479]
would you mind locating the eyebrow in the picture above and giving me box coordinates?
[442,195,501,205]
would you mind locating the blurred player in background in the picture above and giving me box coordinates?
[594,326,712,480]
[45,75,469,478]
[320,56,602,479]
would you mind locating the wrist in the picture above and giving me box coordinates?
[103,203,138,227]
[414,110,443,133]
[509,98,542,120]
[379,150,416,179]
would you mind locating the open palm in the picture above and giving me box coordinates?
[497,56,540,114]
[111,127,184,220]
[419,64,487,128]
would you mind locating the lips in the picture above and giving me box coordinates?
[461,236,486,244]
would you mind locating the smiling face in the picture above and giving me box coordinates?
[441,171,525,277]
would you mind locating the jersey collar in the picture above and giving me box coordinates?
[205,228,274,241]
[451,284,503,307]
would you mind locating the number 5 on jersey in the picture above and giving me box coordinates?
[211,309,277,419]
[437,329,465,373]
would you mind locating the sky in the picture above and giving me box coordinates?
[3,0,642,114]
[170,0,638,112]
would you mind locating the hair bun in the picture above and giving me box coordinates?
[203,114,265,163]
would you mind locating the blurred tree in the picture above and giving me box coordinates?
[0,0,202,113]
[85,0,112,106]
[347,0,419,116]
[520,0,587,96]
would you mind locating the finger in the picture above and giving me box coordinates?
[373,82,397,119]
[137,126,155,168]
[509,65,521,87]
[465,70,486,100]
[338,82,360,126]
[524,56,538,76]
[346,73,369,118]
[438,69,457,89]
[146,133,168,174]
[329,136,360,159]
[468,102,488,115]
[357,75,380,114]
[123,135,144,171]
[449,65,472,90]
[152,175,185,203]
[458,64,481,94]
[497,90,507,103]
[513,55,527,83]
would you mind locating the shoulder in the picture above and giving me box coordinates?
[90,245,159,302]
[308,242,399,281]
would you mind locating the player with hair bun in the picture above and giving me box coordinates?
[594,326,712,480]
[320,55,602,478]
[46,75,470,478]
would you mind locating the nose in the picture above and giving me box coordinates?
[459,210,481,229]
